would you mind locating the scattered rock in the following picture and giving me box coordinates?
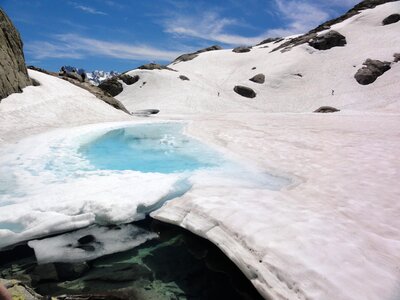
[31,78,40,86]
[256,37,282,46]
[31,264,59,282]
[179,75,190,81]
[249,73,265,84]
[382,13,400,25]
[98,78,123,97]
[354,59,391,85]
[0,8,32,100]
[119,74,139,85]
[308,30,347,50]
[232,46,251,53]
[131,109,160,117]
[252,67,256,70]
[172,45,222,63]
[393,53,400,63]
[233,86,256,98]
[293,73,303,77]
[137,63,176,72]
[314,106,340,113]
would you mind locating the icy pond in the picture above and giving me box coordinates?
[0,122,289,298]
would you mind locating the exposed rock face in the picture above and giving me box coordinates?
[308,30,347,50]
[119,74,139,85]
[272,0,397,52]
[382,13,400,25]
[314,106,340,113]
[172,45,222,63]
[179,75,190,81]
[138,63,176,71]
[256,37,282,46]
[249,74,265,84]
[232,46,251,53]
[0,8,31,101]
[98,78,123,97]
[233,86,256,98]
[394,53,400,63]
[354,59,391,85]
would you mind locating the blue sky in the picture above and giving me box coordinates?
[1,0,360,72]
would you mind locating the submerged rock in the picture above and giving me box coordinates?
[354,59,391,85]
[249,74,265,84]
[308,30,347,50]
[98,78,123,97]
[382,13,400,25]
[314,106,340,113]
[234,86,256,98]
[0,8,32,100]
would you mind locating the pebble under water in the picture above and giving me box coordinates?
[0,218,264,300]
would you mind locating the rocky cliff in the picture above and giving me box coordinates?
[0,8,31,101]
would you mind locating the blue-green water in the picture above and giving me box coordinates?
[79,123,218,173]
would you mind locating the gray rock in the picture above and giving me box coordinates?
[172,45,222,63]
[0,8,32,101]
[382,14,400,25]
[256,37,282,46]
[249,73,265,84]
[31,264,59,282]
[232,46,251,53]
[308,30,347,50]
[179,75,190,81]
[132,109,160,116]
[394,53,400,63]
[233,86,256,98]
[98,78,123,97]
[63,71,83,82]
[314,106,340,113]
[119,74,139,85]
[137,63,176,71]
[354,59,391,85]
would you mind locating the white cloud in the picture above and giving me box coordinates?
[70,2,107,15]
[26,34,183,62]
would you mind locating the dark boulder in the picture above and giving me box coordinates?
[314,106,340,113]
[308,30,347,50]
[172,45,222,63]
[78,234,96,244]
[354,59,391,85]
[119,74,139,85]
[131,109,160,116]
[233,86,256,98]
[382,14,400,25]
[232,46,251,53]
[249,73,265,84]
[98,78,123,97]
[0,8,32,100]
[394,53,400,63]
[179,75,190,81]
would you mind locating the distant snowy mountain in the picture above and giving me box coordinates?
[59,66,119,85]
[86,70,120,86]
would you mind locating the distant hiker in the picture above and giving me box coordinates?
[331,89,335,96]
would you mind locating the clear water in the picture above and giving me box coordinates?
[79,123,219,173]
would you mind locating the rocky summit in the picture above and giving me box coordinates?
[0,8,31,101]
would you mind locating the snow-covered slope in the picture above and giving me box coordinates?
[116,2,400,114]
[0,70,130,143]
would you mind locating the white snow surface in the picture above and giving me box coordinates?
[0,3,400,300]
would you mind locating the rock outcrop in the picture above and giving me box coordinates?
[382,13,400,25]
[314,106,340,113]
[232,46,252,53]
[234,86,256,98]
[249,74,265,84]
[172,45,222,63]
[0,8,31,101]
[119,74,139,85]
[138,63,176,71]
[98,78,123,97]
[256,37,282,46]
[354,59,391,85]
[308,30,347,50]
[394,53,400,63]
